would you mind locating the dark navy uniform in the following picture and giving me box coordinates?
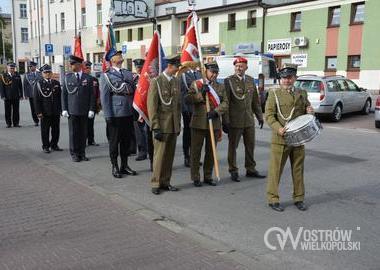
[23,61,40,125]
[180,68,202,167]
[99,50,137,178]
[34,65,62,152]
[0,63,23,127]
[62,56,95,161]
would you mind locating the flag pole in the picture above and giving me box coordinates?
[191,8,221,182]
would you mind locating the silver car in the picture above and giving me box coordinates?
[295,75,372,122]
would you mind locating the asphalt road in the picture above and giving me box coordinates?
[0,100,379,270]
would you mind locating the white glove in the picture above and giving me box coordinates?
[88,111,95,119]
[62,110,69,118]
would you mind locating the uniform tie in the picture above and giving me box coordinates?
[76,73,80,82]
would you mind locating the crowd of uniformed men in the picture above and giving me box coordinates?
[0,50,313,212]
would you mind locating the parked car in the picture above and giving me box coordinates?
[294,75,372,122]
[375,96,380,128]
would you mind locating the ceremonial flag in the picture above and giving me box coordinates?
[102,24,117,72]
[133,31,167,126]
[73,33,84,59]
[195,79,220,108]
[180,13,200,66]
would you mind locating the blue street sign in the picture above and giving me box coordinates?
[122,45,127,55]
[45,44,54,56]
[63,46,71,57]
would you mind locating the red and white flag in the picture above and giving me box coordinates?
[73,34,84,59]
[195,79,220,108]
[180,13,200,65]
[133,31,167,126]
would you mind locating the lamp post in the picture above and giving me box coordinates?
[0,20,5,65]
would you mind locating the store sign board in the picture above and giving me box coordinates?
[267,39,292,55]
[291,53,308,68]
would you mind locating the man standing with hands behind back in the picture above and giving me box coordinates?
[265,65,314,212]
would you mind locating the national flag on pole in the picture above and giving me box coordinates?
[180,13,200,66]
[133,31,167,126]
[102,23,117,72]
[195,79,220,108]
[73,33,84,59]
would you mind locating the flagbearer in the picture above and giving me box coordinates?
[185,61,228,187]
[224,56,265,182]
[83,61,101,146]
[34,64,62,153]
[100,49,137,178]
[23,61,40,126]
[147,54,182,195]
[62,55,96,162]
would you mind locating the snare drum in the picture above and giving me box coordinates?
[284,114,322,146]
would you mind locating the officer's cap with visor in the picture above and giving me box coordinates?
[165,54,182,67]
[28,61,38,67]
[133,58,145,68]
[69,55,84,65]
[278,63,298,78]
[7,62,16,68]
[205,61,219,73]
[40,64,52,73]
[83,61,92,67]
[105,48,122,62]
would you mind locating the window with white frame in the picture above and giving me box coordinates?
[20,4,27,18]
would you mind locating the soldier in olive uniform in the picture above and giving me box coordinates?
[180,63,202,167]
[34,64,62,153]
[83,61,101,146]
[0,62,23,128]
[265,66,314,212]
[23,61,40,126]
[185,62,228,187]
[224,57,265,182]
[62,55,96,162]
[99,49,137,178]
[147,55,181,195]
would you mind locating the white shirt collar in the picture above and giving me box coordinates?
[113,66,121,73]
[236,74,245,81]
[163,71,172,82]
[75,71,83,78]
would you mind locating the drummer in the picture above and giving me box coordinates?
[265,64,314,212]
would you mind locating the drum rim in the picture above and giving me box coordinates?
[285,115,318,134]
[285,129,321,146]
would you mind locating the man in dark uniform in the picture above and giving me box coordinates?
[224,56,265,182]
[83,61,101,146]
[180,62,202,167]
[0,62,23,128]
[23,61,40,126]
[147,54,182,195]
[265,66,314,212]
[185,62,228,187]
[99,49,137,178]
[62,55,95,162]
[132,58,148,161]
[34,64,62,153]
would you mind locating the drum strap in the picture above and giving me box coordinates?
[273,90,295,122]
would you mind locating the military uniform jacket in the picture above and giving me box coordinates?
[265,86,311,145]
[0,72,23,100]
[224,74,263,128]
[99,68,136,119]
[34,78,62,116]
[185,79,228,130]
[23,71,41,98]
[147,73,181,134]
[62,72,96,116]
[180,70,202,113]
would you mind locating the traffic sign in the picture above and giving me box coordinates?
[122,45,128,55]
[63,46,72,57]
[45,44,54,56]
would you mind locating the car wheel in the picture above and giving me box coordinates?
[331,104,342,122]
[361,99,371,115]
[376,121,380,129]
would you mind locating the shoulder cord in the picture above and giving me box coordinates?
[37,81,53,98]
[228,79,245,100]
[1,74,12,86]
[273,89,295,122]
[182,73,190,91]
[64,75,79,94]
[104,73,128,93]
[156,79,172,106]
[25,73,37,86]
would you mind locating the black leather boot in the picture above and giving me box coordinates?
[120,159,137,175]
[112,161,122,178]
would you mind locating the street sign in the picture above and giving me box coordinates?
[45,44,54,56]
[122,45,128,55]
[63,46,72,57]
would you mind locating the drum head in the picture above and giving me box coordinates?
[285,114,314,132]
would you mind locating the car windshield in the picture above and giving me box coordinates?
[294,80,321,93]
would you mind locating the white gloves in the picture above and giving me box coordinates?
[62,110,69,118]
[88,111,95,119]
